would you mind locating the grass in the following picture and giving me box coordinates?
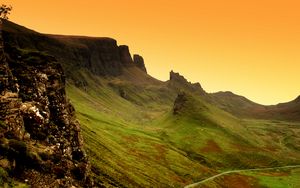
[65,74,300,187]
[242,168,300,188]
[199,167,300,188]
[72,98,210,187]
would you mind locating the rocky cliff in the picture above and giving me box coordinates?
[133,54,147,73]
[2,20,147,85]
[168,70,206,95]
[0,21,91,187]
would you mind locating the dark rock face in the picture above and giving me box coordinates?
[69,37,124,77]
[169,71,206,95]
[133,54,147,73]
[0,27,91,187]
[170,70,188,84]
[173,92,188,115]
[2,20,147,83]
[119,45,134,65]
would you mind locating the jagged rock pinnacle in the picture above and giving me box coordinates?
[133,54,147,73]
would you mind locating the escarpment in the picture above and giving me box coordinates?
[2,20,147,85]
[0,25,91,187]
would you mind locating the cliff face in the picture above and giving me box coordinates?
[133,54,147,73]
[2,20,147,83]
[0,23,91,187]
[168,70,206,95]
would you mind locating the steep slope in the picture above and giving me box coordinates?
[159,92,300,167]
[68,81,300,187]
[0,26,91,187]
[68,93,213,187]
[2,20,148,88]
[210,91,266,117]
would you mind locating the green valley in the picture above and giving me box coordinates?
[1,20,300,187]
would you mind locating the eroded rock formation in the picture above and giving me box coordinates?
[2,20,147,82]
[169,70,206,95]
[133,54,147,73]
[173,92,188,115]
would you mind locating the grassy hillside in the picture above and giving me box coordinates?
[210,91,300,121]
[3,20,300,187]
[66,72,300,187]
[66,83,213,187]
[201,167,300,188]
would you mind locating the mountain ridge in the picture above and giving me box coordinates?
[3,19,300,122]
[1,20,300,187]
[2,20,147,80]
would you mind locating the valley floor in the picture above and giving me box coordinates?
[185,165,300,188]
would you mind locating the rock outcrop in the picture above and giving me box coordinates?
[173,92,208,116]
[170,71,188,84]
[173,92,188,115]
[0,23,91,187]
[169,71,206,95]
[119,45,134,65]
[2,20,147,83]
[133,54,147,73]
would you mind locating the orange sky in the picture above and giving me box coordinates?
[3,0,300,105]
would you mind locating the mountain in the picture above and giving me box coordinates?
[4,19,299,122]
[210,91,300,121]
[2,20,146,84]
[1,20,300,187]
